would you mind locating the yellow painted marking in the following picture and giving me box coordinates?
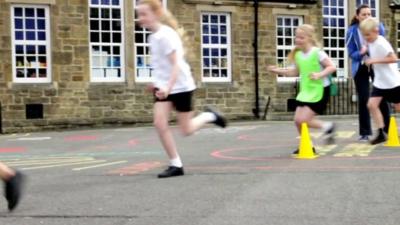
[21,160,106,170]
[315,145,337,156]
[335,131,356,138]
[298,131,356,139]
[73,160,127,171]
[334,143,376,157]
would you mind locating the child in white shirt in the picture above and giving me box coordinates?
[361,17,400,145]
[136,0,227,178]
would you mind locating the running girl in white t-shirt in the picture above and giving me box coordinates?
[361,17,400,145]
[136,0,227,178]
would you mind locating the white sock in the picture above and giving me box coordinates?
[321,122,333,133]
[170,157,183,168]
[194,112,217,124]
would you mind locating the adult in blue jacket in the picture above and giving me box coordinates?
[346,4,390,141]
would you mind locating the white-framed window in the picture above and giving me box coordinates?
[133,0,167,83]
[397,22,400,70]
[201,12,231,82]
[89,0,124,82]
[322,0,347,78]
[11,5,51,83]
[356,0,379,18]
[276,15,303,82]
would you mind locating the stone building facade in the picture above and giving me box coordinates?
[0,0,398,133]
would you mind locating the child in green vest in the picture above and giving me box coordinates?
[268,24,337,155]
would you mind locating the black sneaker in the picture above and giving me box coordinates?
[370,132,387,145]
[205,106,227,128]
[323,123,336,145]
[292,147,316,155]
[157,166,184,178]
[4,171,25,211]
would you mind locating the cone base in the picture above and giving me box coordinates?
[295,155,319,159]
[384,143,400,147]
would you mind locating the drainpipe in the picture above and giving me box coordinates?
[252,0,260,118]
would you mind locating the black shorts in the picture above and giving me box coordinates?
[154,90,194,112]
[371,86,400,103]
[296,86,330,115]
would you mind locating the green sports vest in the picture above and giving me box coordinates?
[295,48,324,103]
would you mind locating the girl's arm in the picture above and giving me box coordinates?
[365,53,398,65]
[268,65,299,77]
[155,50,179,99]
[346,28,365,61]
[310,57,336,80]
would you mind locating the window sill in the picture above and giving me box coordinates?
[6,0,56,4]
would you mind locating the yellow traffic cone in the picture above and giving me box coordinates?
[296,123,318,159]
[385,116,400,147]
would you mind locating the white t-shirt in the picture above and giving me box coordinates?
[149,25,196,94]
[296,47,332,87]
[368,35,400,89]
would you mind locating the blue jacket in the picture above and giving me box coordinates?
[346,23,385,77]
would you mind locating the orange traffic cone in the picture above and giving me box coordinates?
[296,123,318,159]
[385,116,400,147]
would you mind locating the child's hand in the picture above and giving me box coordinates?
[310,72,322,80]
[360,45,368,55]
[364,58,374,66]
[268,65,279,73]
[146,84,156,93]
[155,87,169,100]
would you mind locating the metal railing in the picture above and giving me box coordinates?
[295,77,358,115]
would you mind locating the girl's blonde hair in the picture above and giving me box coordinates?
[287,24,321,63]
[137,0,189,56]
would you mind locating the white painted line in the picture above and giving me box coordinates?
[21,160,106,170]
[16,137,52,141]
[6,158,95,166]
[72,160,128,171]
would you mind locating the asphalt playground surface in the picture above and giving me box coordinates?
[0,119,399,225]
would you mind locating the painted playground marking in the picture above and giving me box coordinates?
[108,161,162,175]
[333,143,377,157]
[0,156,127,171]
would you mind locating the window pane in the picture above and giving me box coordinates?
[16,45,24,54]
[38,19,46,30]
[37,8,45,17]
[15,19,23,29]
[91,33,100,42]
[25,8,35,17]
[16,69,25,78]
[101,8,110,18]
[26,45,36,54]
[101,0,110,5]
[101,32,111,42]
[26,19,35,29]
[14,8,23,17]
[112,21,121,31]
[112,9,121,19]
[101,20,110,30]
[90,8,99,18]
[38,32,46,40]
[26,31,35,40]
[112,32,121,43]
[38,69,47,78]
